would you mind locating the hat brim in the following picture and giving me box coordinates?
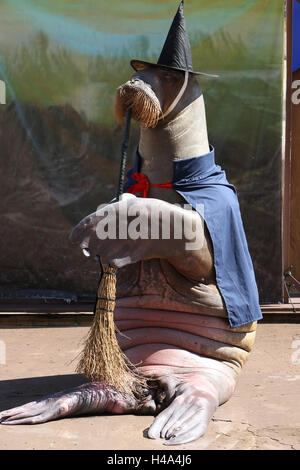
[130,60,219,78]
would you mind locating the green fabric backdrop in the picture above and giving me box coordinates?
[0,0,284,304]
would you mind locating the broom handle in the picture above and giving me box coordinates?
[89,108,132,265]
[96,108,132,270]
[116,108,132,201]
[100,109,132,277]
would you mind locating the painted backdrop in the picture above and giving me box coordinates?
[0,0,284,305]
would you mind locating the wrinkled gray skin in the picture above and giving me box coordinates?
[0,67,257,445]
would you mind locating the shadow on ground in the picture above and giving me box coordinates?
[0,374,88,411]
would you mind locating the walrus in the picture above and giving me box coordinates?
[0,2,262,446]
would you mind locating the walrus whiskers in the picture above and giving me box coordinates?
[116,83,162,129]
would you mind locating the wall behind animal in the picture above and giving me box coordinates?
[0,0,284,304]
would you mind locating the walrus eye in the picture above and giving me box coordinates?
[162,70,181,83]
[164,72,174,81]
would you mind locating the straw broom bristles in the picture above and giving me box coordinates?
[76,264,148,397]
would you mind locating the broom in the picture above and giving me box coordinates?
[76,109,148,396]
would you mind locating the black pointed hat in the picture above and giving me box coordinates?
[131,1,218,77]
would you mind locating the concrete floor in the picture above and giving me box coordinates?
[0,321,299,450]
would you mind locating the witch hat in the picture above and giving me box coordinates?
[131,0,218,78]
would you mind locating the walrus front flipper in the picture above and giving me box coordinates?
[0,382,138,425]
[70,196,210,282]
[147,370,220,446]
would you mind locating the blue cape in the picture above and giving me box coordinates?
[293,0,300,72]
[124,146,262,328]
